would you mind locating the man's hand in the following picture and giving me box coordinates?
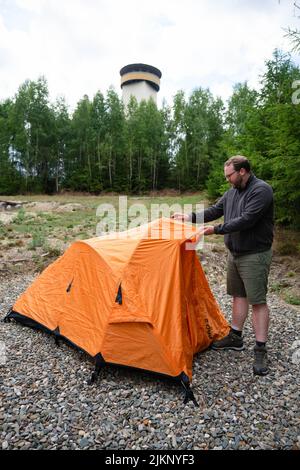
[203,225,215,235]
[171,213,190,222]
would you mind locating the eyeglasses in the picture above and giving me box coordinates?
[225,170,238,181]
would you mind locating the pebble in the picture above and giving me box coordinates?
[2,441,9,450]
[1,253,299,450]
[79,438,90,448]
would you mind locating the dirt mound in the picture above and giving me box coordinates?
[55,203,84,212]
[25,202,84,213]
[26,202,60,212]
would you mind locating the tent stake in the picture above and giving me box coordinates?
[180,373,199,407]
[88,354,105,385]
[3,309,12,323]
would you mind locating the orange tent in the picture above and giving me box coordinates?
[5,218,229,404]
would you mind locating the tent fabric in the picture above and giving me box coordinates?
[9,218,229,381]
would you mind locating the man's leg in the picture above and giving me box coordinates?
[232,296,249,331]
[252,303,269,343]
[211,254,248,351]
[238,250,272,376]
[211,296,248,351]
[252,303,270,375]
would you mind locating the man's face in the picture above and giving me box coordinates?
[224,164,244,189]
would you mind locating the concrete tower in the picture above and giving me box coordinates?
[120,63,162,107]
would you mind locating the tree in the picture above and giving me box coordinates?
[216,50,300,227]
[171,88,225,191]
[0,99,22,194]
[283,0,300,53]
[10,77,55,193]
[90,91,108,192]
[171,90,188,190]
[124,96,139,191]
[259,50,300,226]
[104,88,125,191]
[67,94,93,191]
[52,97,71,192]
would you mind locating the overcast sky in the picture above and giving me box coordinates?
[1,0,300,111]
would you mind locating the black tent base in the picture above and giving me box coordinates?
[87,357,199,407]
[3,309,199,407]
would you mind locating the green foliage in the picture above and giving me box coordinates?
[28,229,46,250]
[217,49,300,229]
[16,207,26,223]
[283,292,300,305]
[276,241,297,256]
[47,246,62,258]
[170,88,225,191]
[0,221,5,238]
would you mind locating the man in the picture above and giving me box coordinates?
[173,156,274,376]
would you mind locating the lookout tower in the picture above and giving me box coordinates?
[120,63,162,107]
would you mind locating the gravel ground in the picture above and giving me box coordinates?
[0,252,300,451]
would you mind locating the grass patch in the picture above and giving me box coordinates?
[2,194,299,286]
[287,271,296,278]
[7,240,24,248]
[276,242,296,256]
[270,282,284,293]
[47,246,62,258]
[274,227,300,257]
[28,230,47,251]
[0,223,9,239]
[4,193,210,245]
[76,232,90,240]
[16,207,26,223]
[283,292,300,306]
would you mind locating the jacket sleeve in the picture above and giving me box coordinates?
[190,195,225,224]
[214,185,273,235]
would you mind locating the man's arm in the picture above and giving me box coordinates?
[191,195,225,224]
[213,186,273,235]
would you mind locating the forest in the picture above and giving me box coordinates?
[0,49,300,228]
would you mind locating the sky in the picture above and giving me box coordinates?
[0,0,300,111]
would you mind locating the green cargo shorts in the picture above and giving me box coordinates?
[227,249,272,305]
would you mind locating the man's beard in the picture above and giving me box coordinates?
[232,175,243,189]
